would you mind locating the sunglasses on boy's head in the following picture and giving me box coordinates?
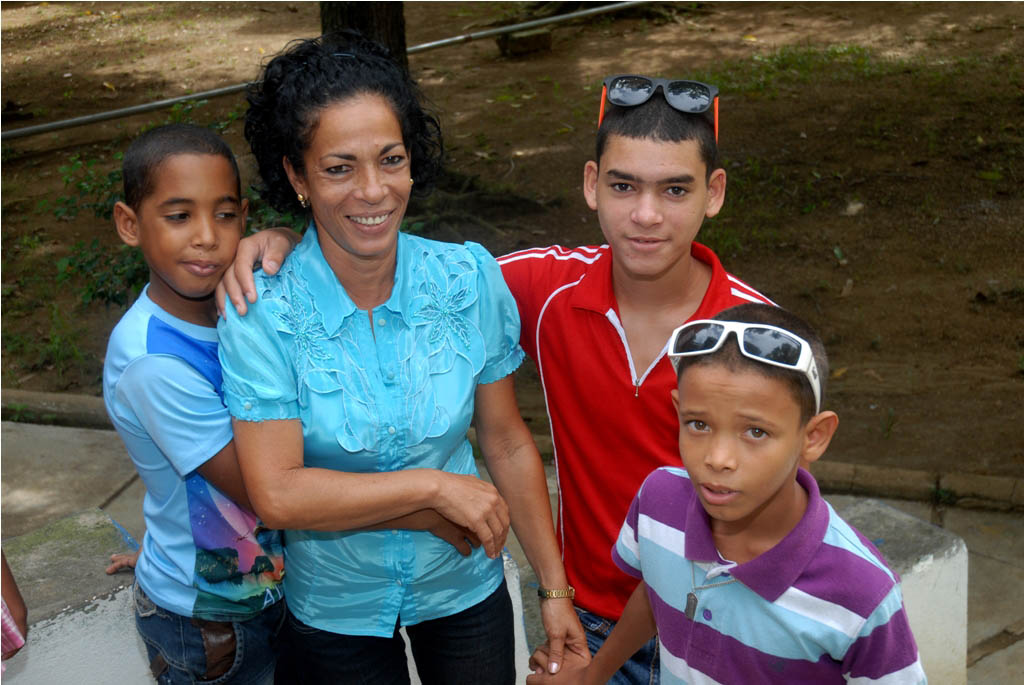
[598,74,719,142]
[667,320,821,414]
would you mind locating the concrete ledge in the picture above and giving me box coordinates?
[853,464,938,501]
[1,389,111,430]
[816,461,940,501]
[941,472,1019,511]
[3,509,146,684]
[1,421,137,538]
[3,390,1021,510]
[831,496,968,684]
[3,509,137,623]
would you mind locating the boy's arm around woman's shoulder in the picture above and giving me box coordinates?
[216,227,300,318]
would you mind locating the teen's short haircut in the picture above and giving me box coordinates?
[245,30,444,215]
[673,303,829,424]
[122,123,241,211]
[596,95,718,179]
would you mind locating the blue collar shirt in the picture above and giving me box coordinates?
[218,226,525,636]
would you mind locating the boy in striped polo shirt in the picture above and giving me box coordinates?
[529,303,926,684]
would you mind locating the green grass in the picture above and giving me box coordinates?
[695,45,904,96]
[1,303,85,383]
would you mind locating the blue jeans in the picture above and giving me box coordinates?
[277,579,515,685]
[133,582,285,685]
[576,607,660,685]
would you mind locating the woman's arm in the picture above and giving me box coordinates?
[474,376,588,674]
[231,418,509,558]
[198,437,478,552]
[526,581,656,684]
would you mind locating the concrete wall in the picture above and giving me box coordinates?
[832,497,968,684]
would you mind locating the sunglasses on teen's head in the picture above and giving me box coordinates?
[667,320,821,414]
[598,75,719,142]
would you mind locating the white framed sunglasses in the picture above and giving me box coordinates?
[668,320,822,414]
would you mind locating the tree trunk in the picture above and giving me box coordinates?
[320,2,408,71]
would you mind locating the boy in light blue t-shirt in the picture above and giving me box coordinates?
[103,124,285,684]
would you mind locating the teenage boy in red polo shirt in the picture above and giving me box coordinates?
[220,75,772,684]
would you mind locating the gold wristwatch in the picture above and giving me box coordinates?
[537,586,575,600]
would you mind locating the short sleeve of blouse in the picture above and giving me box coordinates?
[217,287,301,422]
[465,242,525,384]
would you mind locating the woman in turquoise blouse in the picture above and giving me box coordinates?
[218,33,584,683]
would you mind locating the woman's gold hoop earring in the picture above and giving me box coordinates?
[297,193,309,208]
[409,178,414,186]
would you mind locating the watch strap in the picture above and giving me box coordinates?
[537,586,575,600]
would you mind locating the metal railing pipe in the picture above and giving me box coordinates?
[407,1,648,54]
[1,84,249,141]
[1,1,647,142]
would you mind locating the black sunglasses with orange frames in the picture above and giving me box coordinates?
[598,74,719,142]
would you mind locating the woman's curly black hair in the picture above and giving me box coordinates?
[244,30,444,215]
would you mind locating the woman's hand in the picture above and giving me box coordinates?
[432,472,510,560]
[216,227,300,318]
[535,598,591,676]
[527,639,591,684]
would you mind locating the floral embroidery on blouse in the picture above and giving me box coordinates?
[418,280,472,347]
[410,246,486,378]
[243,234,504,455]
[272,291,331,364]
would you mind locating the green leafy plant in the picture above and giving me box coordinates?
[245,187,306,233]
[2,305,85,382]
[931,487,958,507]
[43,303,84,382]
[56,240,148,306]
[54,153,123,220]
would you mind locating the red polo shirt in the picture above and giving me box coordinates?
[498,242,773,620]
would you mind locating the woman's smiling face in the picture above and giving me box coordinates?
[285,93,412,269]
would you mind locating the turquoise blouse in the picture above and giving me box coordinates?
[218,226,525,636]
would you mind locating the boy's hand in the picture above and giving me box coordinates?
[527,641,590,684]
[105,549,140,575]
[391,510,480,556]
[216,227,300,318]
[426,515,480,557]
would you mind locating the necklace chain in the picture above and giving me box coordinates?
[686,562,738,620]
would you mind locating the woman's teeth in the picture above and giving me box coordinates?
[351,214,388,226]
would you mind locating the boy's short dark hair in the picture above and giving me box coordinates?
[674,303,829,424]
[122,124,241,211]
[595,96,718,179]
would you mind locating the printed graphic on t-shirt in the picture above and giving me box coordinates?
[187,473,284,617]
